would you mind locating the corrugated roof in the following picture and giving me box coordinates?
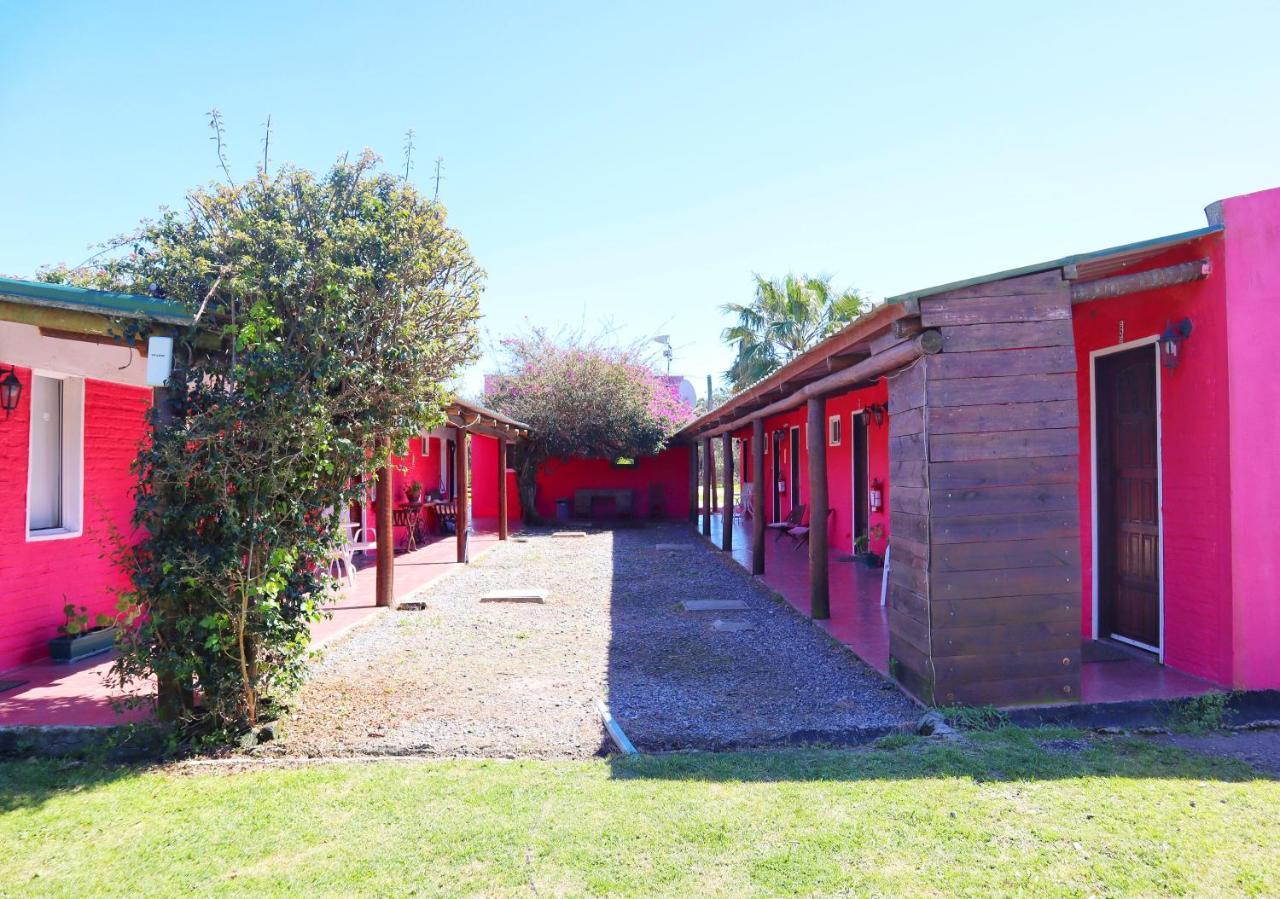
[0,276,192,325]
[887,225,1222,305]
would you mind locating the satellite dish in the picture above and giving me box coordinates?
[676,378,697,407]
[652,335,671,346]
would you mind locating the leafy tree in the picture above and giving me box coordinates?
[483,330,690,522]
[62,149,481,734]
[721,274,868,391]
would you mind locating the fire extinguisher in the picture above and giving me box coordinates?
[869,478,883,513]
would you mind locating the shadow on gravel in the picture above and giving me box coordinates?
[602,519,918,759]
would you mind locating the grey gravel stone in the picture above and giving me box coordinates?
[273,524,916,759]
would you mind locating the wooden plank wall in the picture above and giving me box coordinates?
[887,270,1082,706]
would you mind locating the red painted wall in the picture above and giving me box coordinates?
[1222,187,1280,690]
[1071,234,1234,686]
[534,445,691,520]
[0,367,150,672]
[735,379,890,555]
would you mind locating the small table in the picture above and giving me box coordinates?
[393,505,425,551]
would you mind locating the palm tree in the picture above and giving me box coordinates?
[720,274,869,392]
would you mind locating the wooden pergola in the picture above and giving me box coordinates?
[373,398,530,607]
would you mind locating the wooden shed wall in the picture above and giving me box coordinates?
[887,270,1083,706]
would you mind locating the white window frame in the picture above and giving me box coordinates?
[828,414,842,447]
[26,370,85,542]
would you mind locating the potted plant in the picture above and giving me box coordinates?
[48,602,117,664]
[854,524,886,568]
[405,480,424,504]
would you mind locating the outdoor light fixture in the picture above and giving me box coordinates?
[0,366,22,418]
[866,404,886,427]
[1160,318,1193,370]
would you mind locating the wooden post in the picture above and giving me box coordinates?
[752,418,765,575]
[455,426,469,563]
[701,437,712,537]
[497,438,509,540]
[375,435,394,608]
[807,397,829,620]
[688,442,699,524]
[721,432,734,552]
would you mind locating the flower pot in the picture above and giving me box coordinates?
[48,626,117,664]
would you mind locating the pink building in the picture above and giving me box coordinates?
[679,185,1280,705]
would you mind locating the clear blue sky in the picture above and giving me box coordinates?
[3,2,1278,399]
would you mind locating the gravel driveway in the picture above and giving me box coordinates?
[271,524,916,759]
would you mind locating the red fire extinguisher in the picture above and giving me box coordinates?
[869,478,883,513]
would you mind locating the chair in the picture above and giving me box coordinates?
[737,492,754,521]
[765,504,807,543]
[327,505,375,588]
[787,507,835,549]
[435,500,457,535]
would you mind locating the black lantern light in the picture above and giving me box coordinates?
[1160,318,1193,370]
[866,403,886,427]
[0,366,22,418]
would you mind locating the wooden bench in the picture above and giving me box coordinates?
[572,489,635,518]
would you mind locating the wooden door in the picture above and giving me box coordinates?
[771,431,782,521]
[446,439,457,499]
[1097,345,1160,650]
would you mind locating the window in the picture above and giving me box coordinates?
[828,415,842,446]
[27,374,84,539]
[612,457,637,468]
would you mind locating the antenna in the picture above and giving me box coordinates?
[652,335,673,374]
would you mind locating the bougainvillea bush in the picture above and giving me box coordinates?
[56,149,482,735]
[483,329,690,521]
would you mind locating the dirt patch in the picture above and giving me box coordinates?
[269,524,916,759]
[1155,730,1280,776]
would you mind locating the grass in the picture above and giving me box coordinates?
[2,729,1278,897]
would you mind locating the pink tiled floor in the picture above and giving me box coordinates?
[0,521,504,728]
[699,512,1222,707]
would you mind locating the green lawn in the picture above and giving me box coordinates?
[3,730,1277,897]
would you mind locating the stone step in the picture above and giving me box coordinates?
[681,599,749,612]
[481,588,549,604]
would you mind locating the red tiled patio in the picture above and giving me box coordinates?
[0,521,502,729]
[698,512,1219,708]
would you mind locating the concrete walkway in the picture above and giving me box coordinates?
[0,523,503,728]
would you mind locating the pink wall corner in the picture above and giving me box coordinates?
[1222,187,1280,690]
[1071,236,1233,686]
[0,367,150,672]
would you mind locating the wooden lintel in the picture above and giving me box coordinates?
[1069,258,1211,304]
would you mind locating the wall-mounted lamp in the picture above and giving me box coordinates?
[866,404,886,427]
[1160,318,1193,370]
[0,367,22,418]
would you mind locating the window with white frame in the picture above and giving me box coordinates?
[27,373,84,539]
[828,414,842,446]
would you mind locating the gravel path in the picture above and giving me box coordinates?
[271,524,916,759]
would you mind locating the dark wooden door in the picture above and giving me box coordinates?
[789,427,801,512]
[446,439,457,499]
[1097,345,1160,650]
[852,412,869,540]
[771,431,782,521]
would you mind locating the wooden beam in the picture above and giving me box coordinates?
[752,419,765,575]
[1069,258,1211,304]
[704,331,944,438]
[807,397,830,620]
[721,432,734,553]
[455,425,470,563]
[497,438,509,541]
[375,437,394,608]
[701,437,713,537]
